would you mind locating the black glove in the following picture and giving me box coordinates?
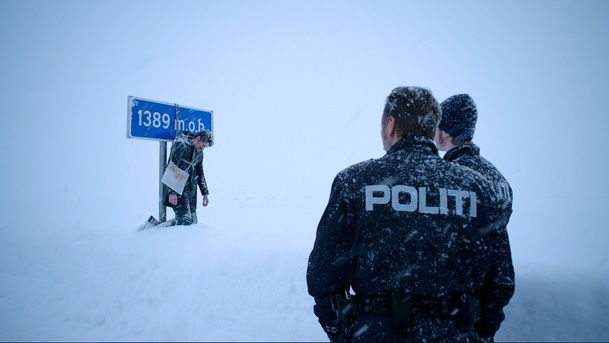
[320,321,340,342]
[327,333,340,342]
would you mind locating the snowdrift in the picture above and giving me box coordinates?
[1,223,608,341]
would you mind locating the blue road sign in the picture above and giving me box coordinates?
[127,96,213,141]
[176,105,213,136]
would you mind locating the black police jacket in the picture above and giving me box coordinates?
[307,136,508,341]
[444,143,515,339]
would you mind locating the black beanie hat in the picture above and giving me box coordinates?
[439,94,478,142]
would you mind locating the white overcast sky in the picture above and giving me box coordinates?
[1,0,608,268]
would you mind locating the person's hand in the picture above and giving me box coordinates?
[169,194,178,206]
[202,195,209,207]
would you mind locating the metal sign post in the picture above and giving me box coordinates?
[159,141,167,222]
[127,96,214,223]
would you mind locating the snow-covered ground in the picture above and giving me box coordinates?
[1,192,608,342]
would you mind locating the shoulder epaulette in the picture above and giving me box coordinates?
[341,160,370,172]
[452,162,487,180]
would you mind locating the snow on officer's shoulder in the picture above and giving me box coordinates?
[454,162,487,180]
[340,159,373,173]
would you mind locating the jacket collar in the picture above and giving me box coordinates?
[387,135,439,156]
[443,143,480,162]
[178,131,195,147]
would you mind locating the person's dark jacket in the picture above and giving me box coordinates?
[168,131,209,210]
[307,136,509,342]
[444,143,515,339]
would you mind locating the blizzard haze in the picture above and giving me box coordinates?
[1,0,608,341]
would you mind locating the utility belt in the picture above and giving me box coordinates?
[354,293,481,333]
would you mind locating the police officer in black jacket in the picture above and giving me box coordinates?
[307,87,511,342]
[435,94,515,341]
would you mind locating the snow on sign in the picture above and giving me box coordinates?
[127,96,213,141]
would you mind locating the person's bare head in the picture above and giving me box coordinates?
[381,86,441,151]
[193,130,214,151]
